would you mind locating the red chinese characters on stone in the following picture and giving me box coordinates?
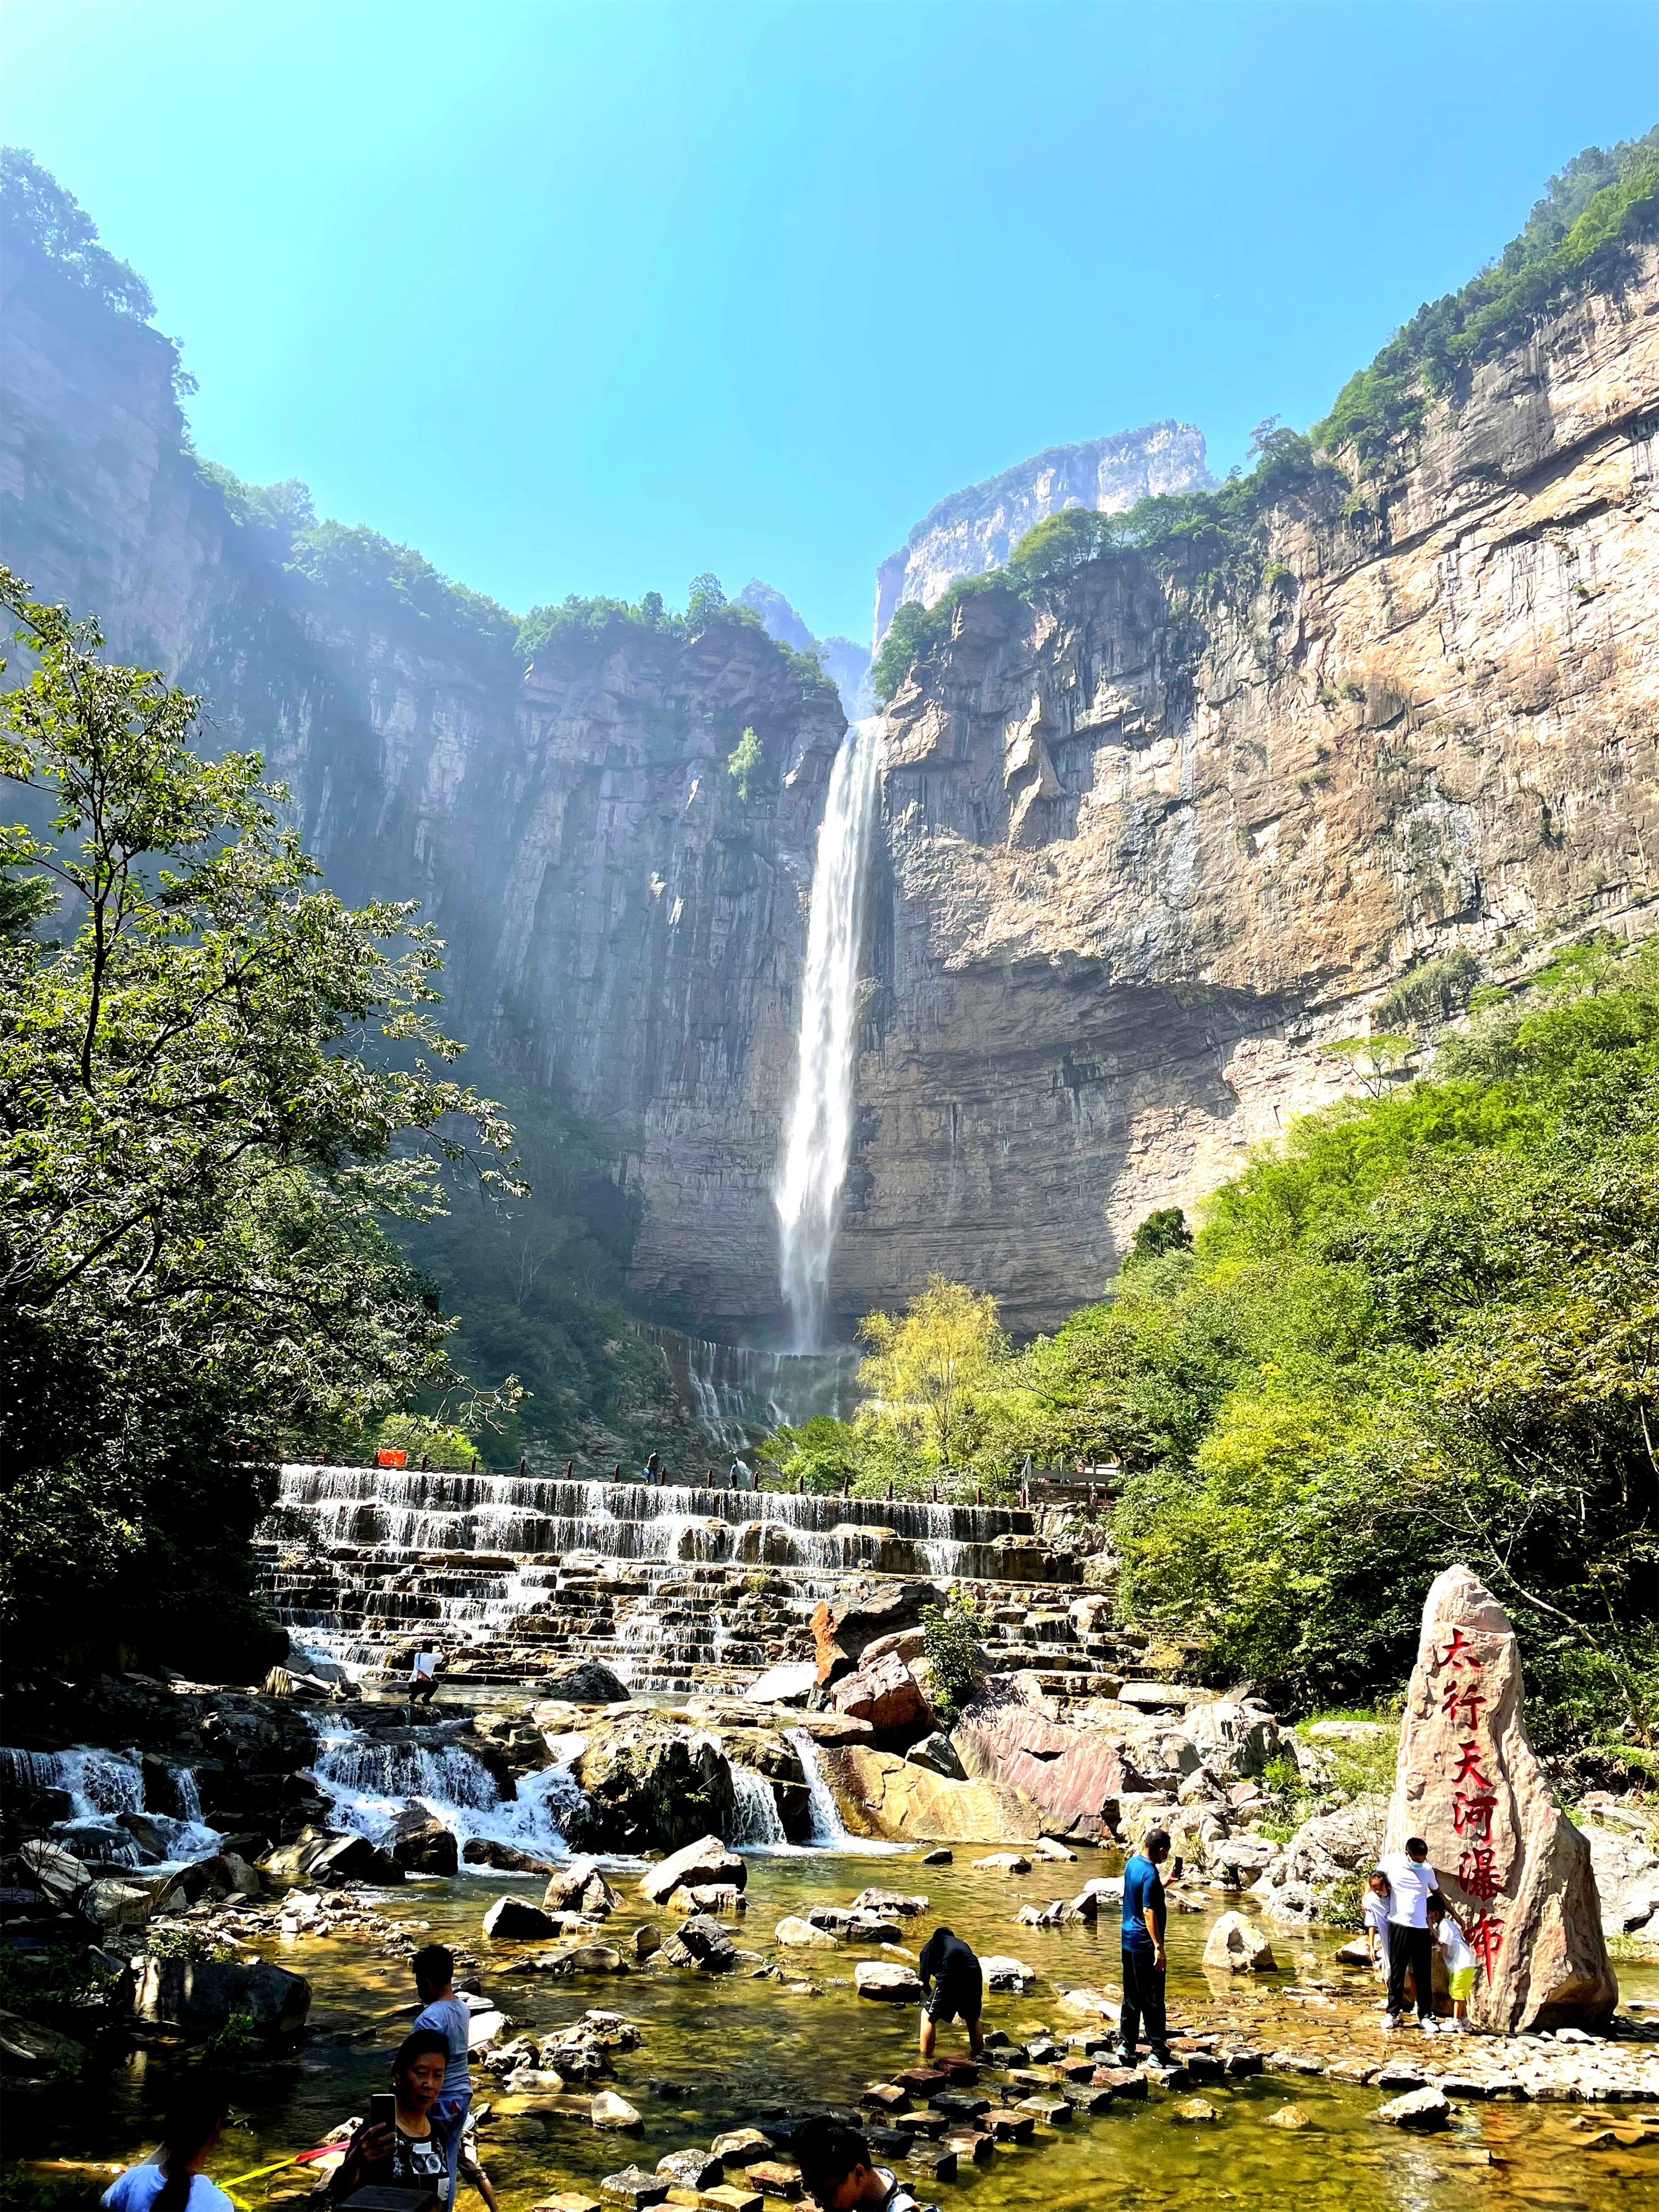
[1453,1790,1498,1841]
[1451,1742,1494,1788]
[1441,1682,1486,1727]
[1458,1847,1504,1904]
[1465,1912,1506,1975]
[1435,1629,1482,1672]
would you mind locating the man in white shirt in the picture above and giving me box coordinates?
[408,1644,440,1709]
[1379,1836,1442,2030]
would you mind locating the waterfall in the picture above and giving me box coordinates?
[305,1719,587,1862]
[784,1727,899,1854]
[775,716,884,1351]
[0,1744,223,1865]
[727,1765,787,1849]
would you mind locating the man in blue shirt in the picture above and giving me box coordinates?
[411,1942,473,2204]
[1115,1826,1173,2068]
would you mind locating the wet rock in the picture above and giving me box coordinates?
[981,1955,1036,1991]
[137,1955,310,2038]
[656,2150,723,2189]
[592,2090,644,2131]
[387,1807,459,1876]
[1376,2085,1451,2129]
[545,1858,624,1917]
[628,1923,660,1960]
[260,1829,403,1889]
[953,1686,1127,1841]
[1203,1912,1277,1973]
[18,1840,91,1909]
[211,1850,263,1898]
[744,2163,803,2201]
[598,2166,666,2207]
[856,1960,924,2002]
[483,1895,560,1941]
[577,1727,735,1854]
[0,2009,85,2080]
[1267,2104,1311,2129]
[683,1883,745,1913]
[1172,2096,1219,2123]
[660,1914,737,1973]
[1390,1565,1617,2030]
[85,1878,157,1931]
[850,1888,929,1916]
[531,2196,602,2212]
[746,1663,817,1706]
[974,1853,1032,1874]
[905,1733,966,1780]
[775,1915,840,1948]
[710,2128,771,2166]
[546,1661,633,1705]
[922,1847,953,1865]
[638,1835,746,1906]
[464,1837,558,1873]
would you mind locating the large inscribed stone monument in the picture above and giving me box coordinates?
[1388,1565,1617,2031]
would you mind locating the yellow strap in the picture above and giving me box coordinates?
[221,2158,303,2188]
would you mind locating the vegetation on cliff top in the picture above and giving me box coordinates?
[760,938,1659,1765]
[0,574,518,1678]
[871,128,1659,705]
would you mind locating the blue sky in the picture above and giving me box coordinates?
[3,1,1653,646]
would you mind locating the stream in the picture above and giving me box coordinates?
[29,1843,1657,2212]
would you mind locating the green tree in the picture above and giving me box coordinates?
[0,571,517,1676]
[856,1276,1007,1469]
[727,726,762,801]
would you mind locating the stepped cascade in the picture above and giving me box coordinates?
[259,1463,1119,1694]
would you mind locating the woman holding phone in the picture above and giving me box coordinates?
[330,2032,496,2208]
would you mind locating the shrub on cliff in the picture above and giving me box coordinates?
[0,572,519,1678]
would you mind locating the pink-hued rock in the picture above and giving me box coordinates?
[1388,1564,1617,2032]
[954,1688,1126,1839]
[831,1649,931,1737]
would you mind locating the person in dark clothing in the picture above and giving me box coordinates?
[917,1924,984,2058]
[793,2118,921,2212]
[1116,1827,1173,2067]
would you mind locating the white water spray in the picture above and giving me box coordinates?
[775,716,884,1350]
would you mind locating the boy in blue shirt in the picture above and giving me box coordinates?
[1115,1827,1173,2068]
[411,1943,473,2204]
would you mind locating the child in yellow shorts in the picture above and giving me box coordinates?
[1427,1896,1476,2032]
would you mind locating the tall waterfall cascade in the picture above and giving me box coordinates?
[775,715,884,1351]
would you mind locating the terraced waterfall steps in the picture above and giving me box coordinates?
[258,1466,1128,1697]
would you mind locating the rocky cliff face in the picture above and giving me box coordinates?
[6,239,1657,1346]
[840,249,1659,1329]
[872,421,1212,644]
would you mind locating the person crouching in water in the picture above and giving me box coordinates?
[916,1923,984,2059]
[1116,1826,1173,2069]
[794,2118,921,2212]
[1427,1895,1476,2033]
[331,2030,497,2209]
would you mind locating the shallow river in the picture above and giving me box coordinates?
[34,1847,1659,2212]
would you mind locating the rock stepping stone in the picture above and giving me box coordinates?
[1377,2085,1451,2130]
[711,2130,770,2166]
[934,2057,979,2084]
[903,2143,958,2181]
[896,2066,949,2095]
[657,2153,723,2190]
[593,2091,644,2130]
[1267,2106,1311,2131]
[1059,2083,1117,2115]
[930,2091,990,2118]
[860,2083,908,2110]
[1016,2095,1072,2126]
[693,2192,761,2212]
[601,2173,669,2210]
[1172,2097,1219,2124]
[982,2109,1036,2143]
[863,2129,911,2160]
[532,2198,602,2212]
[855,1960,922,2003]
[744,2162,803,2200]
[894,2112,947,2139]
[943,2131,995,2163]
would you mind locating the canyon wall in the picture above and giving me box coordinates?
[5,235,1657,1343]
[842,248,1659,1328]
[872,421,1212,644]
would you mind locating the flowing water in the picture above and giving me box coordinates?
[35,1849,1656,2212]
[0,1743,224,1868]
[775,715,884,1351]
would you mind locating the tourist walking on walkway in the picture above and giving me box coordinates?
[412,1943,474,2203]
[102,2083,233,2212]
[1380,1835,1443,2031]
[1116,1826,1173,2068]
[917,1923,984,2059]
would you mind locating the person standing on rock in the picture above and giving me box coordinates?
[1115,1827,1173,2069]
[408,1642,441,1709]
[411,1943,474,2204]
[917,1923,985,2059]
[1380,1835,1445,2032]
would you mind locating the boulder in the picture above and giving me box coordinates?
[259,1829,403,1889]
[483,1895,560,1941]
[974,1853,1031,1874]
[981,1956,1036,1991]
[660,1913,737,1973]
[629,1923,661,1961]
[211,1851,263,1898]
[1267,2105,1310,2129]
[831,1650,932,1739]
[1375,2085,1450,2130]
[0,2009,85,2079]
[1182,1701,1283,1782]
[775,1915,841,1948]
[1388,1564,1617,2030]
[834,1745,1037,1844]
[464,1838,559,1873]
[855,1960,924,2002]
[656,2152,722,2189]
[710,2128,771,2165]
[85,1879,158,1931]
[137,1955,310,2038]
[1203,1912,1277,1973]
[747,1662,818,1706]
[862,1627,927,1665]
[545,1661,633,1705]
[1171,2097,1218,2124]
[387,1808,459,1877]
[810,1583,936,1687]
[638,1835,746,1905]
[905,1733,965,1780]
[545,1858,624,1917]
[574,1724,735,1853]
[953,1687,1127,1839]
[849,1888,929,1916]
[19,1839,91,1908]
[591,2090,643,2131]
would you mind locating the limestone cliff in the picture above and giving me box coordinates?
[842,248,1659,1329]
[872,421,1212,644]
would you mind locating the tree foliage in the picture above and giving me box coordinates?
[1,145,156,321]
[0,572,517,1676]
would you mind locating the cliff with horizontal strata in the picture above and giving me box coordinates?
[839,246,1659,1329]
